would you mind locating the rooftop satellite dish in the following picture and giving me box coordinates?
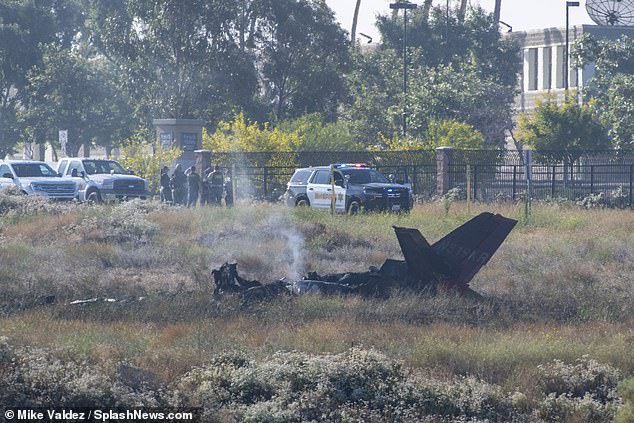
[586,0,634,26]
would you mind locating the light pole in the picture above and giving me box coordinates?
[565,1,580,92]
[390,1,417,137]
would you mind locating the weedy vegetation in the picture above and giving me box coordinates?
[0,191,633,422]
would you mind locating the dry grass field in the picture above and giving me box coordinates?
[0,193,633,422]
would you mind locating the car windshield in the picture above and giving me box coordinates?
[12,163,58,178]
[83,160,127,175]
[341,168,389,184]
[290,169,312,184]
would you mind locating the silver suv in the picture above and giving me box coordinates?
[0,160,78,200]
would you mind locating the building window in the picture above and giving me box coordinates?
[556,46,565,89]
[528,48,539,91]
[543,47,552,90]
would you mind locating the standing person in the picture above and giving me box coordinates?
[160,166,172,203]
[186,166,201,208]
[200,165,213,206]
[224,168,234,208]
[207,165,224,205]
[170,163,187,205]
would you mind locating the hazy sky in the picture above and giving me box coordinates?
[326,0,596,43]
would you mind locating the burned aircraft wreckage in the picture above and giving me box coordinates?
[212,212,518,302]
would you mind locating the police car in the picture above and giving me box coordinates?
[284,163,413,213]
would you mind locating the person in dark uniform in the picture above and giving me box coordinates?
[207,165,224,205]
[170,163,187,205]
[186,166,200,208]
[160,166,172,203]
[224,168,234,208]
[200,165,213,206]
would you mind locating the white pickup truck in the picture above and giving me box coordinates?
[56,158,149,202]
[0,160,78,200]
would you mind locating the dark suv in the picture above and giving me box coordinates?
[284,164,413,213]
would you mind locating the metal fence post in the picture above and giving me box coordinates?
[263,167,268,198]
[630,164,634,208]
[473,165,478,201]
[551,166,556,198]
[524,150,532,221]
[590,165,595,193]
[512,165,517,200]
[466,164,471,213]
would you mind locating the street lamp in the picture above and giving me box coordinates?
[390,1,417,137]
[565,1,580,92]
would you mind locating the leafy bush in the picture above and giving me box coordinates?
[176,348,521,422]
[202,113,301,152]
[0,338,629,422]
[0,190,78,218]
[118,134,182,193]
[442,187,467,202]
[610,185,629,209]
[0,339,166,408]
[577,192,606,209]
[69,200,165,243]
[535,392,620,422]
[535,356,621,402]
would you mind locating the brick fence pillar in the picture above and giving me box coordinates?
[436,147,454,196]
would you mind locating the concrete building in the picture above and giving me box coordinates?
[509,24,634,114]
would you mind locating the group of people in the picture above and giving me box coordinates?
[159,164,233,207]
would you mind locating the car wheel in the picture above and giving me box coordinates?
[296,198,310,207]
[86,190,101,204]
[347,200,360,215]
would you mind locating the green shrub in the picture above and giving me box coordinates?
[535,356,621,402]
[616,378,634,423]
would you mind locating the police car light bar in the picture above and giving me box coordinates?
[334,163,368,168]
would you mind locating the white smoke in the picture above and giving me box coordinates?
[267,212,305,281]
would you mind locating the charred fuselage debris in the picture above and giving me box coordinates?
[211,212,517,303]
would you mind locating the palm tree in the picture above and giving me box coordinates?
[458,0,467,23]
[421,0,433,23]
[494,0,502,22]
[352,0,362,43]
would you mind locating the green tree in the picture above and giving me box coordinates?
[370,119,484,151]
[85,0,259,126]
[0,0,85,156]
[85,0,351,129]
[18,46,135,157]
[118,134,182,192]
[574,34,634,149]
[425,119,485,149]
[346,56,515,147]
[277,114,363,151]
[256,0,351,121]
[516,98,609,163]
[202,113,300,152]
[345,5,519,147]
[377,5,519,88]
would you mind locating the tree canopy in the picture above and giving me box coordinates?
[345,5,520,147]
[516,98,609,162]
[2,0,524,156]
[574,34,634,149]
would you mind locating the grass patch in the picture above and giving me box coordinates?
[0,199,632,418]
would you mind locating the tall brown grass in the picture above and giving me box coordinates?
[0,198,632,419]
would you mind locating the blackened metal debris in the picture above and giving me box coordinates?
[211,212,517,302]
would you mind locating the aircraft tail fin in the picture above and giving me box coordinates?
[431,212,517,288]
[392,226,453,287]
